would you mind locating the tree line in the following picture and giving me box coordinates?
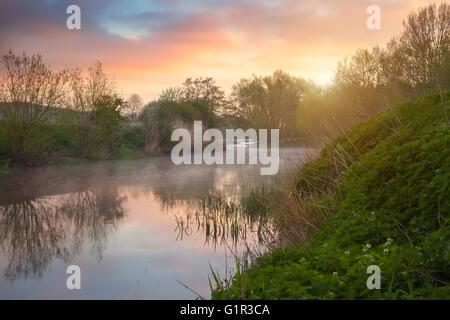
[0,3,448,168]
[298,3,450,142]
[0,56,131,166]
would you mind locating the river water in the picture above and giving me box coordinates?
[0,147,312,299]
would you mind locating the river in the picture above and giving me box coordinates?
[0,147,312,299]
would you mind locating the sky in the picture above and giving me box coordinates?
[0,0,446,102]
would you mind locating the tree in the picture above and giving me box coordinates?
[159,87,184,104]
[388,3,450,95]
[334,47,387,119]
[90,95,126,154]
[67,61,115,127]
[140,99,216,154]
[434,51,450,124]
[0,50,70,164]
[66,61,117,155]
[230,70,305,137]
[157,77,227,113]
[0,50,69,123]
[182,77,227,113]
[126,94,143,122]
[296,81,328,143]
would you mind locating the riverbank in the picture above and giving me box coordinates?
[0,119,312,176]
[0,123,146,175]
[212,92,450,299]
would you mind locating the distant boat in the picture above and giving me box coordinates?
[225,138,257,149]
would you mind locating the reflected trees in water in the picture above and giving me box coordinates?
[0,187,126,280]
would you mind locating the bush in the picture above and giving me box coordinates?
[140,100,217,153]
[0,112,146,169]
[121,126,144,149]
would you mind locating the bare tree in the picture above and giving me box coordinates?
[67,61,115,128]
[334,47,387,118]
[0,50,69,125]
[159,86,184,103]
[182,77,227,112]
[66,61,120,156]
[126,93,143,121]
[0,50,70,163]
[389,3,450,95]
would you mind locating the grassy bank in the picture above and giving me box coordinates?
[212,92,450,299]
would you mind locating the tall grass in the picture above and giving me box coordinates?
[208,103,410,295]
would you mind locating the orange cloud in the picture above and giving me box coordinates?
[0,0,446,101]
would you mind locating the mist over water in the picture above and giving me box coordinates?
[0,147,312,299]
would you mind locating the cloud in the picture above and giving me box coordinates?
[0,0,445,98]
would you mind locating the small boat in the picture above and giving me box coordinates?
[225,138,257,149]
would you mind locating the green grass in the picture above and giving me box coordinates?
[212,92,450,299]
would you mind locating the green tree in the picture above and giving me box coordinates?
[140,99,216,154]
[230,70,305,138]
[90,95,126,155]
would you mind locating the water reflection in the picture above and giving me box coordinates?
[175,194,273,251]
[0,148,312,298]
[0,187,125,280]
